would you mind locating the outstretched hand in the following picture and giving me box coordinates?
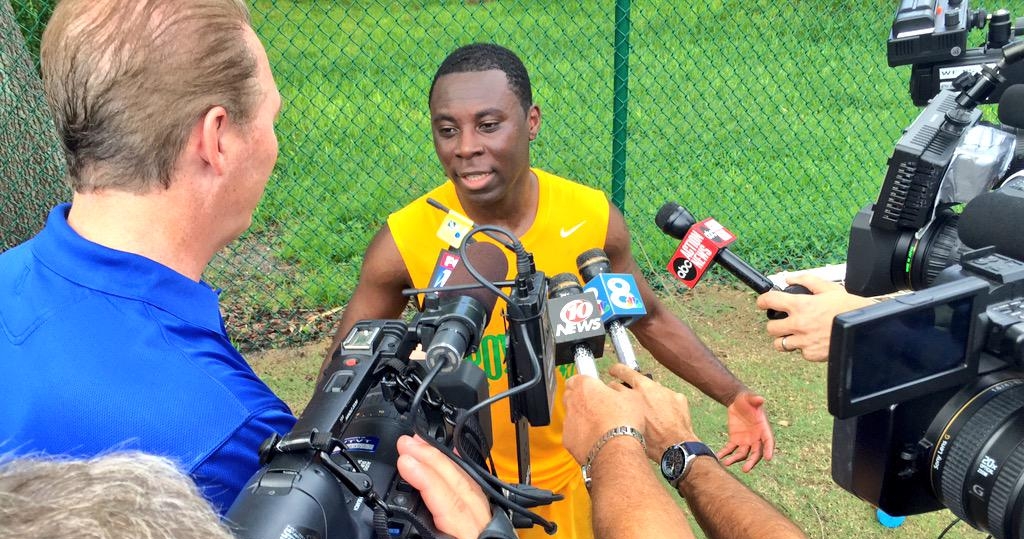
[718,391,774,472]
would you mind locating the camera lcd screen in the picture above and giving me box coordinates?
[828,277,986,419]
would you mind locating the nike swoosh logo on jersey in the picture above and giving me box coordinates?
[560,221,586,238]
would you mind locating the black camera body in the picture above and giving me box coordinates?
[226,320,491,539]
[829,248,1024,537]
[846,39,1023,297]
[888,0,1024,105]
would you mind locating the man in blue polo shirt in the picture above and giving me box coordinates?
[2,4,528,536]
[0,3,508,530]
[0,0,291,512]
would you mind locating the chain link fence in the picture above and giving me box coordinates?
[6,0,1013,351]
[2,0,67,251]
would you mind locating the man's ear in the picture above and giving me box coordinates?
[197,106,230,175]
[528,104,541,141]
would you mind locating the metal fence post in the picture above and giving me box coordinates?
[612,0,630,213]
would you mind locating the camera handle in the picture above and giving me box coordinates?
[955,39,1024,110]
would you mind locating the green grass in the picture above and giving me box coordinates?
[250,284,991,539]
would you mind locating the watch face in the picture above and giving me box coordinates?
[661,446,685,480]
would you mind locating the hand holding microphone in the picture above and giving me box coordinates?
[654,202,810,319]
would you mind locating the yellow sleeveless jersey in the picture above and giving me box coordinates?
[388,168,608,539]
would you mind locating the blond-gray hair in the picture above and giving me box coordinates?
[0,451,233,539]
[40,0,260,193]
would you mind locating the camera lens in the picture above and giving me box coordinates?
[928,374,1024,539]
[906,209,965,290]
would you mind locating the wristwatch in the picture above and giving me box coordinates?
[660,441,715,488]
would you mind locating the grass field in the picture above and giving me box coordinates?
[251,283,990,539]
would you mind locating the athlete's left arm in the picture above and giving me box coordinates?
[604,205,775,472]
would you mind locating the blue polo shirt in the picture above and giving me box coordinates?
[0,204,296,512]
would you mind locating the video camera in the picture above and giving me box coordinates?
[829,246,1024,537]
[224,318,495,539]
[225,227,567,539]
[845,37,1024,296]
[888,0,1024,105]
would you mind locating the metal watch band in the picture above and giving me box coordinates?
[582,425,646,489]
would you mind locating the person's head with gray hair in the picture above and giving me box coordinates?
[0,452,233,539]
[40,0,260,193]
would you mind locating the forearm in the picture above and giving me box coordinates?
[677,459,806,539]
[632,314,747,405]
[589,437,695,539]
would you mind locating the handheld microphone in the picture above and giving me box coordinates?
[421,241,507,371]
[958,173,1024,261]
[655,202,809,319]
[547,273,605,378]
[576,248,645,371]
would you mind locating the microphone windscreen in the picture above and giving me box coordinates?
[998,84,1024,129]
[655,202,696,240]
[438,241,509,318]
[576,248,611,282]
[959,183,1024,261]
[548,272,584,299]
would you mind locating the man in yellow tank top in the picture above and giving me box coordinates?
[326,43,774,539]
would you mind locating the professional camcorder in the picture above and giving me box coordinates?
[845,36,1024,296]
[224,319,497,539]
[225,227,568,539]
[827,10,1024,535]
[829,243,1024,537]
[888,0,1024,105]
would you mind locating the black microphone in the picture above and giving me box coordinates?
[959,173,1024,261]
[655,202,809,319]
[547,273,604,378]
[998,84,1024,129]
[423,241,508,371]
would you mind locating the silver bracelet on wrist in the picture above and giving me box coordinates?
[581,425,646,489]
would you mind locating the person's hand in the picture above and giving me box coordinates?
[396,435,490,539]
[604,363,697,461]
[562,372,646,464]
[718,391,774,472]
[756,274,877,362]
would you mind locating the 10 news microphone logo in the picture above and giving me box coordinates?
[555,298,602,336]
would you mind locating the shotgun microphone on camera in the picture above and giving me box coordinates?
[998,85,1024,129]
[423,241,507,371]
[958,174,1024,262]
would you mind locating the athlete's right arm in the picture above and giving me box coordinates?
[318,225,413,381]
